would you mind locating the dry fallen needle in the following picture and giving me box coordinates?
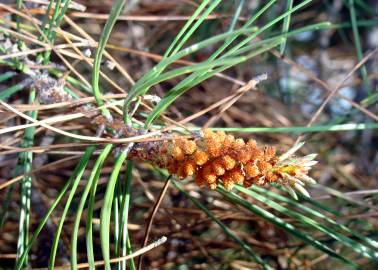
[1,55,317,199]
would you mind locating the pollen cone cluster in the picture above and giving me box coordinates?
[133,129,317,194]
[32,75,316,196]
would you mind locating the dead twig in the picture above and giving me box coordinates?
[137,176,172,270]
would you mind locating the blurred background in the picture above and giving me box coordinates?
[0,0,378,269]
